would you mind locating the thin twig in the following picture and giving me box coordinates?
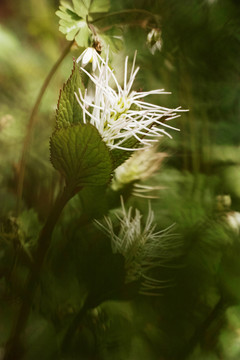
[92,9,160,24]
[177,297,228,360]
[16,40,74,215]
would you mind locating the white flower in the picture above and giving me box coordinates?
[111,145,167,196]
[95,198,181,295]
[216,195,240,234]
[76,47,102,72]
[146,28,162,55]
[75,51,186,151]
[226,212,240,234]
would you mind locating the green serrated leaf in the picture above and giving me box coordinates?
[56,62,84,128]
[56,0,111,46]
[50,124,113,190]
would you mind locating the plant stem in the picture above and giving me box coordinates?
[16,40,74,215]
[178,297,228,360]
[4,186,74,360]
[92,9,159,25]
[61,300,91,353]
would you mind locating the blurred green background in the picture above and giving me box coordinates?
[1,0,240,359]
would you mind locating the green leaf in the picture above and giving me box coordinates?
[56,2,89,42]
[72,0,89,18]
[24,316,58,360]
[78,185,109,219]
[56,61,84,129]
[50,124,113,191]
[56,0,110,43]
[59,0,75,13]
[17,209,42,251]
[56,5,78,21]
[73,0,110,17]
[74,22,91,47]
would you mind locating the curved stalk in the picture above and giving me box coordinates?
[178,297,228,360]
[92,9,160,24]
[16,40,74,215]
[61,300,91,353]
[4,186,75,360]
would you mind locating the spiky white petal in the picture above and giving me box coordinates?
[75,50,187,151]
[95,198,181,295]
[146,28,162,55]
[76,47,102,72]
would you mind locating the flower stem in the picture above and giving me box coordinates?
[61,300,91,353]
[178,297,228,360]
[92,9,159,24]
[4,186,75,360]
[16,40,74,215]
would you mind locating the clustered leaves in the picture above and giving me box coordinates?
[56,0,110,47]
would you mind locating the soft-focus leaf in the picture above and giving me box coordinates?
[24,316,59,360]
[50,124,113,190]
[99,28,123,57]
[219,307,240,360]
[39,269,87,319]
[96,301,134,359]
[17,209,42,249]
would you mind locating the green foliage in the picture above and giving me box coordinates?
[50,123,113,190]
[24,316,59,360]
[96,301,134,359]
[56,61,84,129]
[75,185,109,220]
[39,267,87,320]
[56,0,110,46]
[56,3,90,45]
[72,0,110,18]
[219,306,240,360]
